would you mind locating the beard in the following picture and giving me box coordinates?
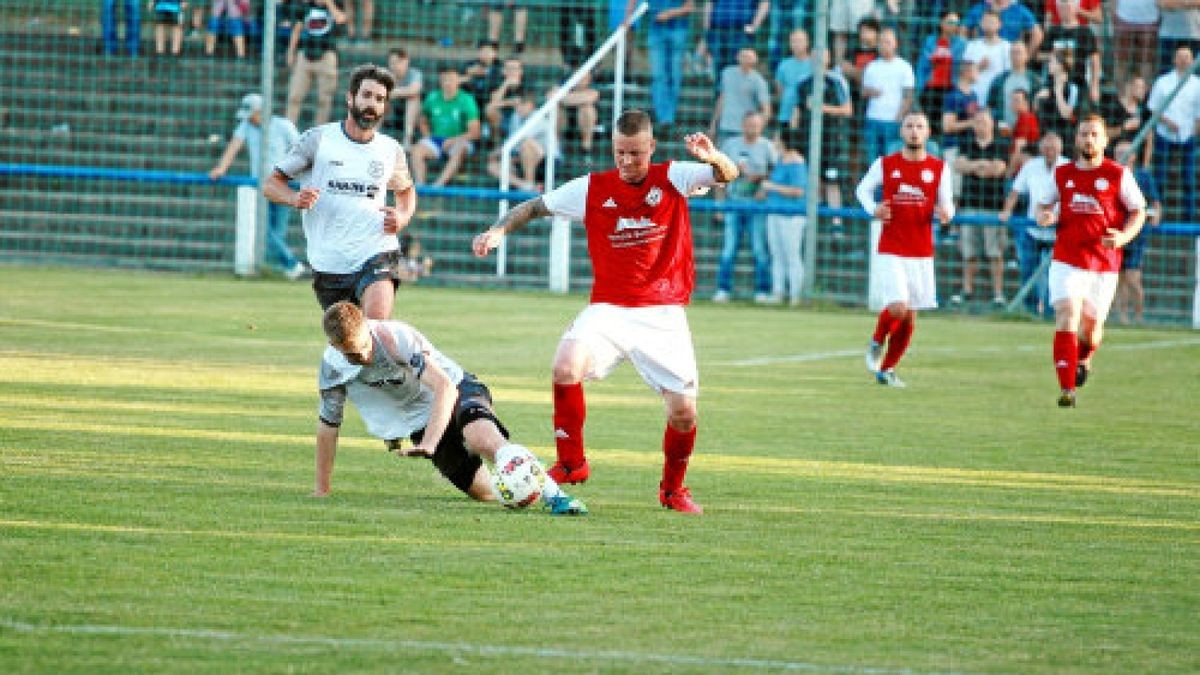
[1080,146,1101,162]
[350,103,382,130]
[904,140,924,151]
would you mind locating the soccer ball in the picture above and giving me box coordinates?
[491,444,547,509]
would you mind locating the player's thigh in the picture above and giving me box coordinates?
[559,304,625,381]
[901,257,938,310]
[626,306,700,398]
[1082,271,1120,323]
[871,253,912,310]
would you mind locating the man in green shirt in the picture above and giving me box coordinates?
[411,65,482,187]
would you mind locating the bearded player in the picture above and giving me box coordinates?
[472,109,738,514]
[1036,114,1146,408]
[855,111,955,388]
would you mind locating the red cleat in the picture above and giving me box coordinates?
[659,486,703,514]
[547,460,590,485]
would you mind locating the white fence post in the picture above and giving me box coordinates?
[234,186,257,276]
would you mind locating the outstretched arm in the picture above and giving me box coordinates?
[684,132,739,183]
[472,197,552,257]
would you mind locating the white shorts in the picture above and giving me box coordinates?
[1048,261,1119,322]
[870,254,938,311]
[561,303,699,397]
[829,0,876,33]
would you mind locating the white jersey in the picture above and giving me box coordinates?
[318,320,464,440]
[275,122,414,274]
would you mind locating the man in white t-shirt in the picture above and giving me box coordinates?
[861,27,915,164]
[964,10,1012,105]
[266,63,417,320]
[999,132,1068,316]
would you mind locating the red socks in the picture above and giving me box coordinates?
[1053,331,1078,390]
[1078,339,1097,364]
[880,316,914,372]
[872,310,900,344]
[552,382,586,467]
[660,425,697,493]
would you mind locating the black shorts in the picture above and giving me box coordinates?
[402,374,510,495]
[154,10,183,26]
[312,250,403,310]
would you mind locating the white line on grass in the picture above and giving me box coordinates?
[0,619,963,674]
[717,338,1200,367]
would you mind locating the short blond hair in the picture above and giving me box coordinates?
[322,301,365,345]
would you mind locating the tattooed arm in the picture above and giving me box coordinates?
[471,197,553,257]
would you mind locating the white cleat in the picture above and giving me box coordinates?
[876,369,906,388]
[865,340,883,373]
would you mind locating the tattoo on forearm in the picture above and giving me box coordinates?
[496,197,551,234]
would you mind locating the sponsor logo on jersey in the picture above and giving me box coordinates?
[645,186,663,207]
[921,169,935,184]
[894,182,928,202]
[325,178,380,199]
[603,197,618,208]
[1094,177,1109,191]
[1068,193,1103,214]
[615,217,658,232]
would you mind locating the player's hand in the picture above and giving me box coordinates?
[874,200,892,222]
[380,206,408,234]
[1036,207,1056,227]
[472,227,504,257]
[1100,227,1125,249]
[293,187,320,210]
[400,444,434,459]
[934,204,952,225]
[684,132,717,161]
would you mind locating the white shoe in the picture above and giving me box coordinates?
[285,262,309,281]
[865,340,883,373]
[712,290,731,303]
[875,369,906,388]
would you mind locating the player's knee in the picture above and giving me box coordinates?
[551,360,584,385]
[666,401,697,431]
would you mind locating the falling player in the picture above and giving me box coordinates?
[855,110,955,387]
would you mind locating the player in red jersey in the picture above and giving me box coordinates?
[1036,114,1146,407]
[471,109,738,514]
[854,111,955,387]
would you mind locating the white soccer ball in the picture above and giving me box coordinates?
[491,444,547,509]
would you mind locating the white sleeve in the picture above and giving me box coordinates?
[855,158,884,214]
[668,161,719,195]
[275,126,320,177]
[1011,164,1030,195]
[937,165,955,222]
[1118,168,1147,211]
[541,175,590,220]
[1038,171,1060,207]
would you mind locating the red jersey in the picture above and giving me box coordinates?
[1046,0,1099,26]
[878,153,946,258]
[1052,159,1136,272]
[582,162,695,306]
[927,38,954,89]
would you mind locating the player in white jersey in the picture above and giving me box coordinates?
[316,301,588,515]
[267,63,417,320]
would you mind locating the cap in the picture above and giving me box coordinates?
[235,93,263,120]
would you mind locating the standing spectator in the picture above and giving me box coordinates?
[635,0,694,131]
[714,111,777,303]
[151,0,186,57]
[343,0,373,42]
[829,0,876,72]
[485,58,528,139]
[999,131,1068,316]
[1007,88,1041,171]
[486,2,528,54]
[964,10,1012,107]
[462,41,504,120]
[765,0,809,70]
[411,66,482,187]
[550,70,600,154]
[840,16,881,87]
[916,9,968,135]
[1101,75,1149,147]
[700,0,770,85]
[1157,1,1200,76]
[985,40,1041,127]
[209,93,308,280]
[942,60,982,163]
[205,0,248,58]
[285,0,347,126]
[1046,0,1103,25]
[1035,114,1147,408]
[774,28,812,129]
[963,0,1043,54]
[1146,45,1200,222]
[710,46,771,144]
[101,0,140,56]
[861,28,916,164]
[1032,52,1081,142]
[1041,0,1101,104]
[385,47,423,148]
[1113,0,1160,91]
[761,127,808,305]
[791,50,854,239]
[472,110,741,514]
[857,111,956,388]
[265,64,417,320]
[952,110,1010,306]
[486,94,555,192]
[1112,139,1163,324]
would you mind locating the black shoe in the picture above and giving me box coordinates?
[1076,363,1089,388]
[1057,390,1076,408]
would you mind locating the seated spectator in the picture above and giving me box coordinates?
[916,9,968,135]
[397,232,434,283]
[385,47,423,148]
[1040,0,1101,104]
[791,49,854,238]
[1006,88,1040,173]
[1101,75,1148,147]
[343,0,374,42]
[774,28,812,130]
[411,66,482,187]
[206,0,249,58]
[1032,52,1080,142]
[985,40,1041,127]
[710,47,771,146]
[286,0,347,126]
[151,1,186,57]
[486,94,556,192]
[549,70,599,154]
[485,58,527,142]
[101,0,141,57]
[952,110,1010,306]
[999,131,1067,316]
[840,15,881,87]
[962,0,1042,54]
[714,111,777,304]
[760,127,808,306]
[1112,139,1162,324]
[462,41,503,117]
[487,1,529,54]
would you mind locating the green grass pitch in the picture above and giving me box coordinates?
[1,267,1197,673]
